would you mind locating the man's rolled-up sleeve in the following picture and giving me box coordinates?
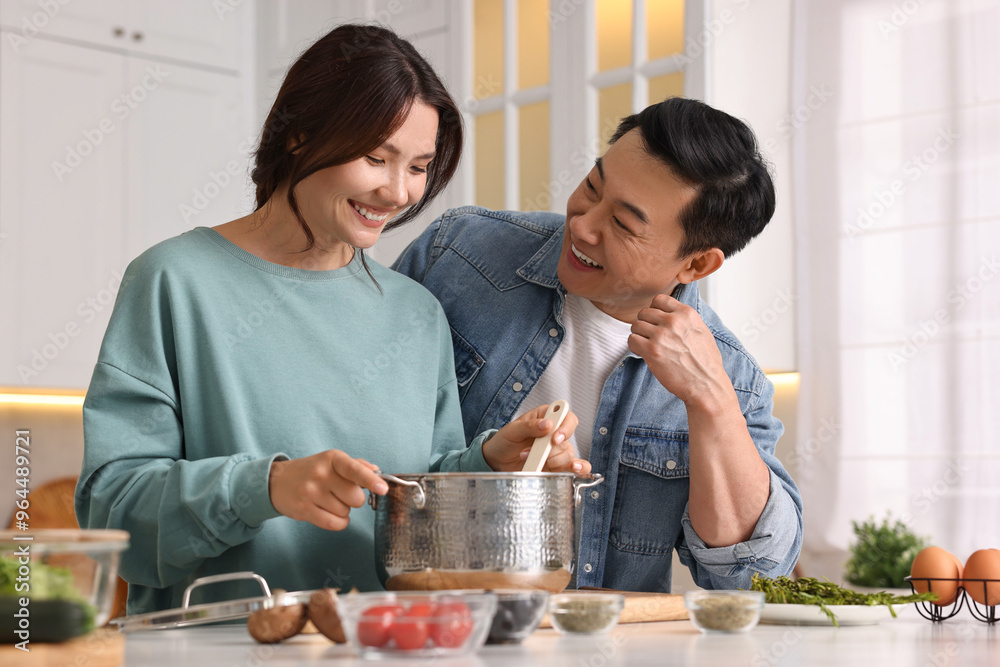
[679,466,802,590]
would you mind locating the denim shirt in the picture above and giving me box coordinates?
[393,207,803,593]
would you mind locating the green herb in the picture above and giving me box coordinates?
[748,573,938,627]
[844,513,927,588]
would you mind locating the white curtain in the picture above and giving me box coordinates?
[793,0,1000,578]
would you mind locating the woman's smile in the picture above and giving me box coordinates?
[349,200,392,227]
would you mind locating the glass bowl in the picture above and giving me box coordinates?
[0,529,129,638]
[547,593,625,635]
[486,590,550,644]
[684,590,765,633]
[336,590,497,659]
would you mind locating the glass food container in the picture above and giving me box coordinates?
[0,529,129,641]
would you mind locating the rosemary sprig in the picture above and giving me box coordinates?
[748,573,938,627]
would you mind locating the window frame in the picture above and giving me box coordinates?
[451,0,707,214]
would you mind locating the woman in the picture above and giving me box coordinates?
[75,23,582,615]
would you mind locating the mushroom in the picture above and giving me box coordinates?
[246,590,308,644]
[307,588,347,643]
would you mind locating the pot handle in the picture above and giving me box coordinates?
[367,473,427,510]
[181,571,271,608]
[572,473,605,506]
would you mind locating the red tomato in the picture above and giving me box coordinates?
[429,601,474,648]
[390,602,435,650]
[357,604,403,648]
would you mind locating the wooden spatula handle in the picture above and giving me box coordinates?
[521,399,570,472]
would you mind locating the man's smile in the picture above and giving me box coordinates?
[571,243,603,269]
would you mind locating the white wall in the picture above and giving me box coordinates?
[704,0,796,375]
[702,1,800,547]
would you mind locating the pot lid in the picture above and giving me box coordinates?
[110,571,316,632]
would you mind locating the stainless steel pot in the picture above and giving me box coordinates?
[369,472,604,593]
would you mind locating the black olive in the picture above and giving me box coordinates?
[486,594,549,644]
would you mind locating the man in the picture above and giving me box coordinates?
[393,97,802,592]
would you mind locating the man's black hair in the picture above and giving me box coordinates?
[610,97,776,258]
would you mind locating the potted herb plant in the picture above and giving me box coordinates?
[844,513,928,592]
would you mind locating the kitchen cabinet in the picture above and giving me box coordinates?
[0,36,127,389]
[376,0,449,36]
[121,57,245,262]
[0,33,247,389]
[0,0,241,71]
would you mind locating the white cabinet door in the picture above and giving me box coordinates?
[377,0,448,36]
[127,0,242,71]
[0,0,241,70]
[124,58,248,261]
[0,0,128,52]
[0,34,126,388]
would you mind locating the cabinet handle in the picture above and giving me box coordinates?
[131,31,144,42]
[112,26,125,38]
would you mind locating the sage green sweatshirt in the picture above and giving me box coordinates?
[76,228,491,615]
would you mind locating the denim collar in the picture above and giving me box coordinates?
[515,224,564,289]
[514,222,703,316]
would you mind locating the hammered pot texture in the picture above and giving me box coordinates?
[374,475,576,578]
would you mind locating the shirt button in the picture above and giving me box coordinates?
[666,460,677,470]
[583,563,593,573]
[598,427,608,435]
[548,327,559,337]
[590,490,599,500]
[512,382,523,392]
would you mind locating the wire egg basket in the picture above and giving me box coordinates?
[903,576,998,623]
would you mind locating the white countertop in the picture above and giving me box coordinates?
[120,607,997,666]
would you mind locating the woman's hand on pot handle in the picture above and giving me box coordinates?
[482,404,591,474]
[269,450,389,531]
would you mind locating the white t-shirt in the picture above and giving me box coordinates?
[522,293,634,459]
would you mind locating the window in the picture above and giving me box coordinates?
[794,0,1000,573]
[469,0,699,213]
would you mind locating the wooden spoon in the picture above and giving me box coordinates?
[521,400,570,472]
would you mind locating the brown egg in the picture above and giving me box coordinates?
[962,549,1000,606]
[910,546,963,606]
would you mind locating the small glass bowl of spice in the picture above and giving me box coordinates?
[684,590,765,633]
[547,593,625,635]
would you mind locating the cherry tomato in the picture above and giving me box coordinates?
[429,601,474,648]
[357,604,403,648]
[390,602,435,650]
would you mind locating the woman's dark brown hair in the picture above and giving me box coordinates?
[251,23,463,276]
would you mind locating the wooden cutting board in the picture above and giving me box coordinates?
[0,628,123,667]
[538,588,688,627]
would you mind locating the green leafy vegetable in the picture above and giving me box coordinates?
[0,556,97,641]
[844,514,927,588]
[749,573,938,626]
[0,556,84,601]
